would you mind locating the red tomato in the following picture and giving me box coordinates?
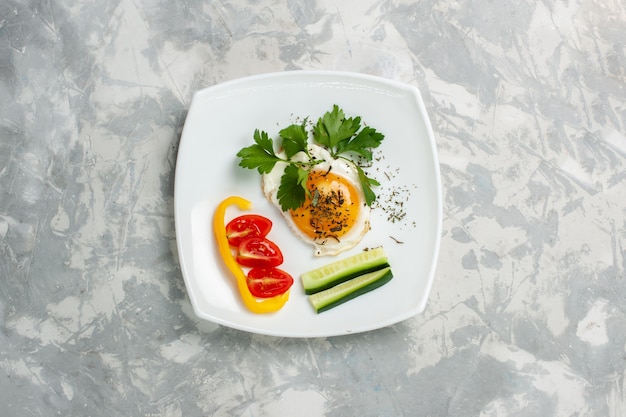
[225,215,272,247]
[236,237,283,267]
[246,267,294,298]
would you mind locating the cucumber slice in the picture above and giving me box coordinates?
[301,247,389,295]
[308,267,393,313]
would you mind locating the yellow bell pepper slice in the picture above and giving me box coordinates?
[213,196,290,313]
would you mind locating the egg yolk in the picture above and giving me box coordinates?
[290,170,361,241]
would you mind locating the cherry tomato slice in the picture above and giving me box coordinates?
[225,215,272,247]
[246,267,294,298]
[236,237,283,268]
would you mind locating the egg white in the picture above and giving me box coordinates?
[261,144,371,256]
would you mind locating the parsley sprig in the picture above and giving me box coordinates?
[236,105,384,211]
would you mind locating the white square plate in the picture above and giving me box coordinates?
[174,71,442,337]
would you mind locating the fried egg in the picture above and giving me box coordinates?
[262,144,371,256]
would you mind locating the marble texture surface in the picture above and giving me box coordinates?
[1,0,625,416]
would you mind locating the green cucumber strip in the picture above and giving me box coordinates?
[301,247,389,295]
[308,267,393,313]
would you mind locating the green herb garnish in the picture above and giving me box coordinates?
[236,105,385,211]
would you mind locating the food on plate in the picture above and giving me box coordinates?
[236,105,385,256]
[225,214,272,247]
[213,196,290,312]
[308,267,393,313]
[301,246,389,294]
[228,219,292,298]
[262,143,371,256]
[301,247,393,313]
[235,236,284,268]
[246,267,294,298]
